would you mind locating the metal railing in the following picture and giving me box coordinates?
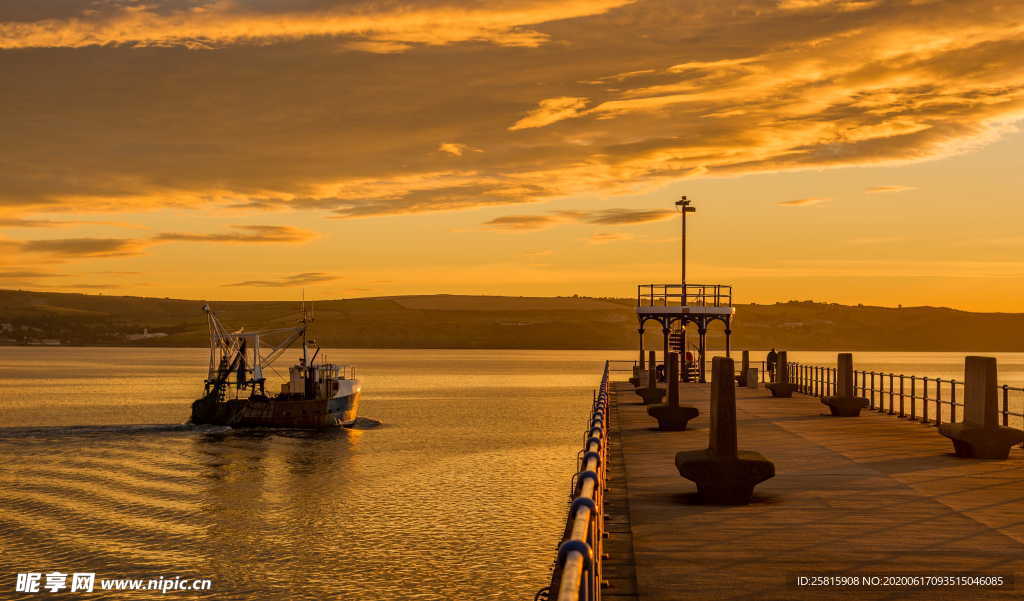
[538,362,611,601]
[786,361,1024,445]
[636,284,733,308]
[607,360,638,374]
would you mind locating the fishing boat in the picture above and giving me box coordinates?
[189,304,361,428]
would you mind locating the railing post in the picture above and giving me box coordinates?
[935,379,942,427]
[888,373,895,415]
[946,380,954,423]
[909,375,916,420]
[921,377,929,423]
[1003,385,1010,427]
[899,375,905,418]
[870,372,876,409]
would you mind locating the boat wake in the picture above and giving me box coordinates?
[347,416,383,429]
[0,419,380,441]
[0,423,203,440]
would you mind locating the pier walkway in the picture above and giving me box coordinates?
[607,379,1024,601]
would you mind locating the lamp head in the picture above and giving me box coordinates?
[675,195,695,212]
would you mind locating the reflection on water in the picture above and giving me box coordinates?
[0,348,613,600]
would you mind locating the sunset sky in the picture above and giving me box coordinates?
[1,0,1023,310]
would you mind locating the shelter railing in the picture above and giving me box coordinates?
[538,361,610,601]
[785,361,1024,446]
[636,284,733,308]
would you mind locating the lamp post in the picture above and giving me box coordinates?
[675,196,695,299]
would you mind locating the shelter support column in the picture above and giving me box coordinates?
[698,320,708,383]
[638,326,646,369]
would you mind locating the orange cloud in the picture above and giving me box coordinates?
[483,208,675,231]
[15,225,317,262]
[19,238,150,258]
[588,232,634,244]
[438,143,481,156]
[777,197,830,207]
[225,272,340,287]
[155,225,316,244]
[483,215,561,231]
[509,97,590,131]
[0,1,634,51]
[865,185,917,194]
[0,0,1022,227]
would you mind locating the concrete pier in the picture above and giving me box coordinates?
[605,377,1024,601]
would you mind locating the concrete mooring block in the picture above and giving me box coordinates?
[938,357,1024,459]
[736,350,750,387]
[675,357,775,504]
[636,350,665,405]
[647,353,699,431]
[766,350,797,397]
[820,353,869,417]
[745,367,758,389]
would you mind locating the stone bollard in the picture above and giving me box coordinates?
[736,350,750,387]
[636,350,666,404]
[630,349,648,386]
[766,351,797,397]
[632,349,652,390]
[675,357,775,504]
[938,357,1024,459]
[820,353,869,417]
[647,353,700,431]
[746,367,758,388]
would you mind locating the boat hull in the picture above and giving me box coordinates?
[191,380,361,429]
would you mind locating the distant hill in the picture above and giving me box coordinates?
[1,289,1023,351]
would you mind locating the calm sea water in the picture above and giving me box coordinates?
[0,348,623,600]
[2,348,1023,599]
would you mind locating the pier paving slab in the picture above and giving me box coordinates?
[610,380,1024,601]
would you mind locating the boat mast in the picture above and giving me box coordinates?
[301,292,309,368]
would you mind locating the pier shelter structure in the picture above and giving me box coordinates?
[636,284,734,383]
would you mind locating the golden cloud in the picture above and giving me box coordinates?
[19,238,150,258]
[509,97,590,131]
[588,232,634,244]
[482,215,561,231]
[438,143,481,156]
[865,185,917,194]
[15,225,317,262]
[0,1,634,51]
[483,208,675,231]
[777,197,831,207]
[224,272,340,287]
[0,0,1022,225]
[155,225,316,243]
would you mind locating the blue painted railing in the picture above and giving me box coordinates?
[536,361,610,601]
